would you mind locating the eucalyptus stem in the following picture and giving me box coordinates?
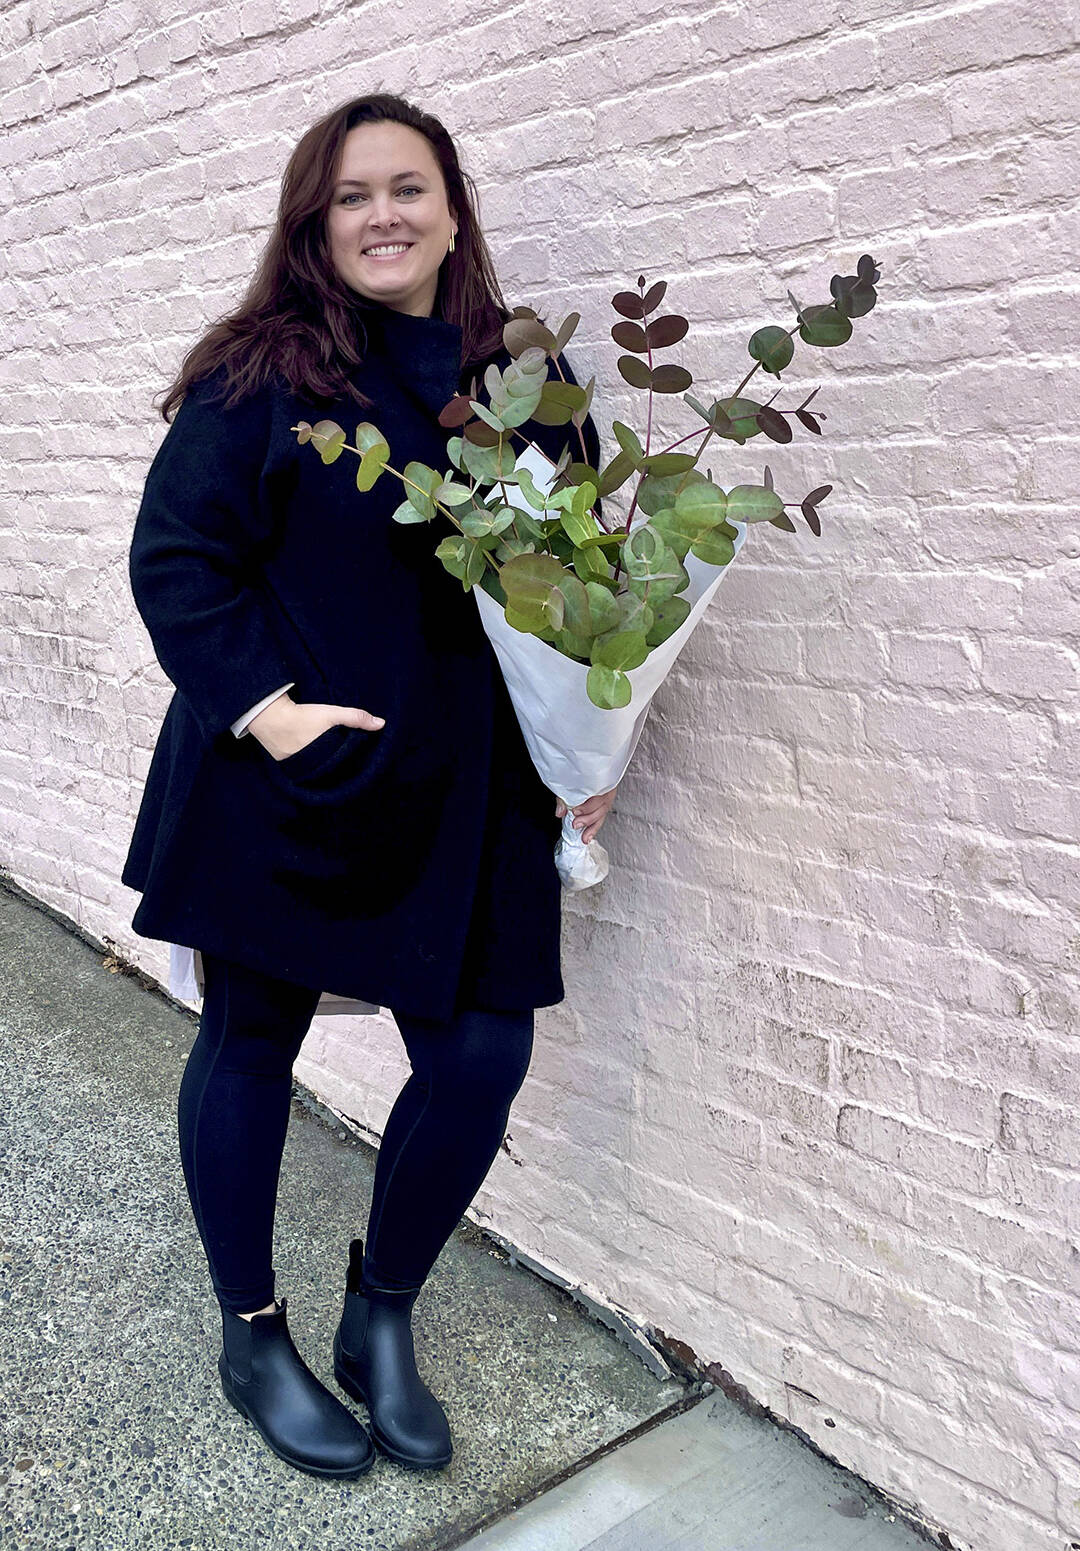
[295,429,504,577]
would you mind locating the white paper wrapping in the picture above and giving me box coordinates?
[472,443,749,888]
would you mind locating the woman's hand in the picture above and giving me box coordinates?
[554,786,617,845]
[250,694,386,762]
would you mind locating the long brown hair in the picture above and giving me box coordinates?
[156,93,513,421]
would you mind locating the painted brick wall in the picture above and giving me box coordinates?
[2,4,1077,1548]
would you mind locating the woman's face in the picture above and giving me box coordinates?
[326,121,458,319]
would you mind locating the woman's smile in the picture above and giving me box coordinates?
[362,241,415,261]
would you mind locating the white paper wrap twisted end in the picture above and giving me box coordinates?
[472,444,749,891]
[554,817,611,889]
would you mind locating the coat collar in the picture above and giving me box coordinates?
[357,299,464,419]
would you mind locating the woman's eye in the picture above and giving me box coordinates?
[341,188,422,204]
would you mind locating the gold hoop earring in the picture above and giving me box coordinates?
[448,230,456,254]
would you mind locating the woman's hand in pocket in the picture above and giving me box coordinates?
[249,694,386,762]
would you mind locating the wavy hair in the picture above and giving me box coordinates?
[156,93,513,421]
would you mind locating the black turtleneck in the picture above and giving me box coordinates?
[352,296,465,419]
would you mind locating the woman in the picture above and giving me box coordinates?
[121,94,615,1482]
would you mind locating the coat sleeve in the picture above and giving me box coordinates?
[128,368,298,743]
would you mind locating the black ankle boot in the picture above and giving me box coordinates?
[332,1237,453,1469]
[219,1295,375,1478]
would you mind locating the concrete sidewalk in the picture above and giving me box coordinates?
[0,879,933,1551]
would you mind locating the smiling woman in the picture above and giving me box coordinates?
[121,89,606,1486]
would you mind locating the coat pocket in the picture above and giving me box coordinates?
[264,723,384,799]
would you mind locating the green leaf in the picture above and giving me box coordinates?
[353,423,390,490]
[645,593,691,645]
[511,466,549,512]
[508,506,548,545]
[592,629,650,671]
[465,539,487,586]
[710,397,765,443]
[674,480,727,529]
[649,507,702,557]
[585,581,620,634]
[798,303,853,348]
[499,551,568,631]
[571,543,610,584]
[748,325,795,377]
[597,449,638,496]
[587,664,633,709]
[459,435,517,484]
[462,504,517,539]
[469,400,507,433]
[641,451,698,475]
[494,534,536,563]
[556,571,592,637]
[434,479,473,506]
[504,601,541,633]
[559,484,601,547]
[392,496,434,525]
[403,460,440,519]
[625,541,689,603]
[725,484,785,524]
[613,420,646,464]
[310,419,346,464]
[690,526,736,566]
[435,534,470,578]
[636,467,714,517]
[621,523,682,583]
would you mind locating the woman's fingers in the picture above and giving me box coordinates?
[555,787,618,843]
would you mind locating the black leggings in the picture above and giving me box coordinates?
[177,949,535,1314]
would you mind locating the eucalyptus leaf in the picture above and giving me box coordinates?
[392,496,434,525]
[710,397,765,443]
[613,420,646,464]
[586,664,632,710]
[354,423,390,490]
[403,460,440,519]
[469,400,507,433]
[311,419,346,464]
[571,543,610,584]
[799,303,853,347]
[592,629,650,671]
[645,593,691,645]
[674,480,728,528]
[690,526,736,566]
[433,479,473,506]
[556,571,592,637]
[621,523,682,583]
[585,581,621,634]
[748,325,795,376]
[434,533,469,578]
[725,484,785,524]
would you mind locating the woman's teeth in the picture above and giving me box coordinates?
[363,243,413,259]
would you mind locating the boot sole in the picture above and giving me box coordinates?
[220,1359,376,1480]
[333,1355,453,1470]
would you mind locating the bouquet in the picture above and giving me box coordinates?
[294,256,883,888]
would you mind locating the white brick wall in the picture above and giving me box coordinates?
[2,5,1078,1548]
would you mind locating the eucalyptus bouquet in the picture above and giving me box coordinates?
[293,255,883,887]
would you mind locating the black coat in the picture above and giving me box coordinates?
[120,301,603,1021]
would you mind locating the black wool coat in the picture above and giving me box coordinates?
[120,300,603,1021]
